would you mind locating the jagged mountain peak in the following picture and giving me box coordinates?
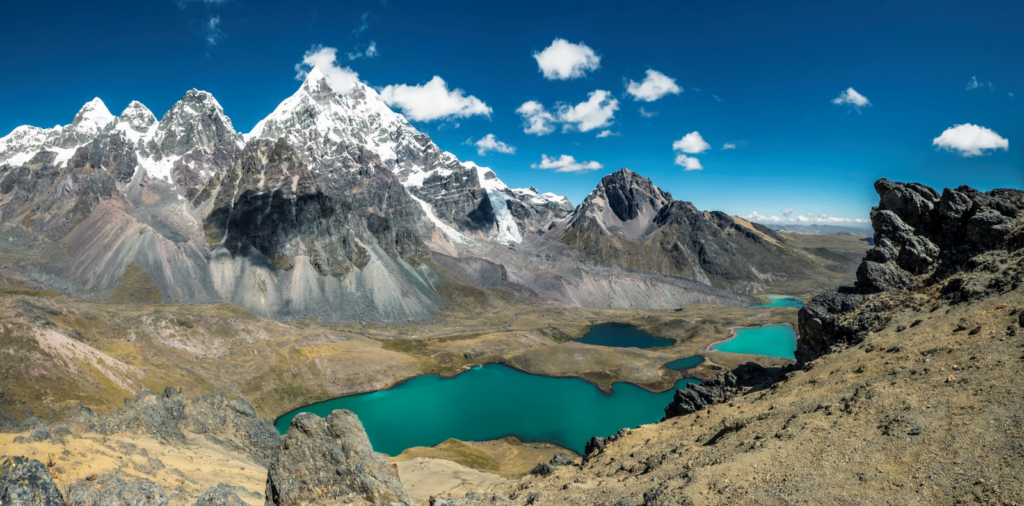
[70,97,116,133]
[154,89,240,159]
[114,101,158,142]
[572,168,674,237]
[246,72,415,167]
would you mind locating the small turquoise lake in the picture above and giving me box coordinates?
[573,323,674,349]
[664,355,703,371]
[751,294,806,308]
[710,325,797,360]
[275,364,698,455]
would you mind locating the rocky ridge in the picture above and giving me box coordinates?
[798,178,1024,363]
[559,168,860,292]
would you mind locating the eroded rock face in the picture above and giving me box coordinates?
[798,179,1024,363]
[265,410,410,506]
[0,456,65,506]
[560,168,853,292]
[662,362,778,421]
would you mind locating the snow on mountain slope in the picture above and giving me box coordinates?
[246,66,571,246]
[0,98,117,168]
[0,68,569,248]
[113,101,159,144]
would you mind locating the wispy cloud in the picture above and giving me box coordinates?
[965,75,995,91]
[638,107,657,118]
[176,0,229,9]
[531,154,603,172]
[596,130,619,138]
[347,41,378,60]
[745,210,868,224]
[352,12,370,36]
[722,142,736,150]
[205,16,223,45]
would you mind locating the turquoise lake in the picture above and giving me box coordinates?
[274,363,698,455]
[751,294,807,308]
[572,323,675,349]
[710,325,797,360]
[664,355,703,370]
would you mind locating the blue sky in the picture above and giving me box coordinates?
[1,0,1021,223]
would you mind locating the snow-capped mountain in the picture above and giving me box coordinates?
[0,68,751,321]
[245,68,567,246]
[0,98,117,168]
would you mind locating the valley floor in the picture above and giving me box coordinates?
[0,274,798,426]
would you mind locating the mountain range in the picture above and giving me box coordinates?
[0,68,866,322]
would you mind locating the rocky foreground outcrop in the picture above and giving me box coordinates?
[798,179,1024,363]
[3,390,412,505]
[0,456,67,505]
[266,411,410,506]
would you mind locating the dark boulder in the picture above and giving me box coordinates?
[193,485,251,506]
[529,463,555,477]
[549,453,577,467]
[265,410,410,506]
[66,473,167,506]
[0,456,65,506]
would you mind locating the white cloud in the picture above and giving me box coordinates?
[638,107,657,118]
[722,142,736,150]
[782,207,795,217]
[531,154,603,173]
[674,154,703,171]
[744,211,868,224]
[347,41,378,60]
[625,70,681,102]
[556,90,618,132]
[965,75,995,91]
[1010,92,1016,98]
[380,76,491,122]
[295,45,361,93]
[712,94,722,102]
[516,101,556,135]
[596,130,619,138]
[517,90,619,135]
[672,131,711,154]
[932,123,1009,157]
[831,87,871,109]
[473,134,516,156]
[205,16,223,45]
[533,39,600,80]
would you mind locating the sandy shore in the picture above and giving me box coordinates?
[397,457,507,505]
